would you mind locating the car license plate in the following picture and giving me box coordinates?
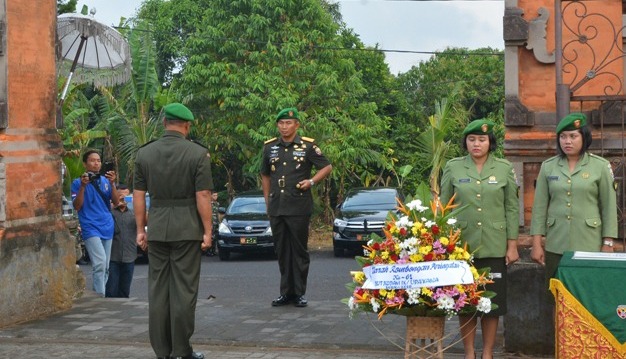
[240,237,257,245]
[356,234,369,241]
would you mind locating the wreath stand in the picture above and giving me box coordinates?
[404,316,445,359]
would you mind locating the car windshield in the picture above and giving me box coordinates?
[341,191,398,210]
[227,196,266,214]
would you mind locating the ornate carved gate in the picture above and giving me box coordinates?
[555,0,626,248]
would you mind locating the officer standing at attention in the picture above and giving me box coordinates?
[530,112,617,289]
[440,119,519,359]
[133,103,213,359]
[261,107,332,308]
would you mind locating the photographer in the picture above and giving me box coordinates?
[71,149,119,297]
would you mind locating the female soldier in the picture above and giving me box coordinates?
[440,119,520,359]
[530,112,616,287]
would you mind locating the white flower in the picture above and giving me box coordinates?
[424,220,435,228]
[447,218,457,225]
[406,289,421,305]
[370,298,380,312]
[406,199,428,212]
[395,215,414,229]
[477,297,492,313]
[348,296,356,310]
[436,295,455,310]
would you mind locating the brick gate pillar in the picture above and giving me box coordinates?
[0,0,78,327]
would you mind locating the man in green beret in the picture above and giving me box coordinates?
[261,107,332,307]
[134,102,214,359]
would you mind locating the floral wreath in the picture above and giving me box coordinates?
[344,187,496,320]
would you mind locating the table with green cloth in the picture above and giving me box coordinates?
[550,251,626,357]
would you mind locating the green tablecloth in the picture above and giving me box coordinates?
[555,251,626,344]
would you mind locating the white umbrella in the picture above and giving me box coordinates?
[56,11,131,101]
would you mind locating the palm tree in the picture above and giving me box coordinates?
[415,87,467,198]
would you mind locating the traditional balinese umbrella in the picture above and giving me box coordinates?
[56,11,131,101]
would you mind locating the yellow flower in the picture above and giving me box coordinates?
[386,290,396,299]
[409,253,423,262]
[470,266,478,278]
[354,271,366,283]
[421,287,433,297]
[419,245,432,255]
[380,289,388,297]
[439,236,449,246]
[381,251,390,260]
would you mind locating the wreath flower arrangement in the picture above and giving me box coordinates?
[345,189,496,320]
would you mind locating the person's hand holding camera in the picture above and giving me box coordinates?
[80,172,90,187]
[103,170,116,184]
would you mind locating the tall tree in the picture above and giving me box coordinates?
[138,0,392,218]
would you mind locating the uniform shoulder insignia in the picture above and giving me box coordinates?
[301,136,315,143]
[589,153,609,163]
[264,137,277,145]
[139,139,157,149]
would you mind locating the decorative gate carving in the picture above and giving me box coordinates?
[555,0,626,248]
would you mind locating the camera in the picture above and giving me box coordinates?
[87,171,101,182]
[99,161,115,176]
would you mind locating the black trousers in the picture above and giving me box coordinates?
[270,215,311,297]
[148,240,202,357]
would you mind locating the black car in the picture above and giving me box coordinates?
[332,187,403,257]
[216,191,274,260]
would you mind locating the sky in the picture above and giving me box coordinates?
[77,0,504,75]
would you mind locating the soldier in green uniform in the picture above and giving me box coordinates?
[260,107,332,308]
[440,119,520,359]
[133,103,213,359]
[530,113,617,289]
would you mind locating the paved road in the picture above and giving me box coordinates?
[0,250,551,358]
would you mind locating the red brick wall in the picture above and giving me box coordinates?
[0,0,77,327]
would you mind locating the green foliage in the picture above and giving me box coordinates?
[138,0,392,209]
[392,47,504,193]
[57,0,77,14]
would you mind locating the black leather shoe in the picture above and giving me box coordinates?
[172,352,204,359]
[271,295,292,306]
[294,296,308,307]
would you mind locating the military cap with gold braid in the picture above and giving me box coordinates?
[462,119,495,136]
[276,107,300,122]
[164,103,194,122]
[556,112,586,134]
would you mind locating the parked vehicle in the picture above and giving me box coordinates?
[216,191,274,260]
[332,187,403,257]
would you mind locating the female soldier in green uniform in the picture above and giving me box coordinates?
[441,119,520,359]
[530,113,617,288]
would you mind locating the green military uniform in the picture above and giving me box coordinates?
[134,103,213,358]
[260,131,331,299]
[530,152,617,254]
[440,154,520,258]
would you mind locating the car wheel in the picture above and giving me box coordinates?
[333,246,344,257]
[218,248,230,261]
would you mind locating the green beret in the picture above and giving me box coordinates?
[276,107,299,122]
[556,112,586,134]
[164,103,194,122]
[462,119,495,136]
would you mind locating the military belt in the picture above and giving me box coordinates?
[150,198,197,208]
